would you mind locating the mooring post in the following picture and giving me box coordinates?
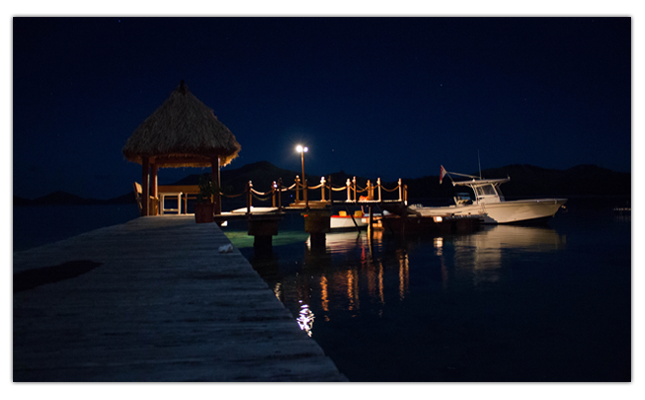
[304,209,331,251]
[248,215,281,255]
[295,175,301,203]
[401,206,408,237]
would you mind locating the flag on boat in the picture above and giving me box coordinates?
[440,165,448,184]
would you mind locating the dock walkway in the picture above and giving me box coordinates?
[13,216,346,382]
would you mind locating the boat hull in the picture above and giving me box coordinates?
[330,215,383,231]
[412,198,567,224]
[330,216,368,231]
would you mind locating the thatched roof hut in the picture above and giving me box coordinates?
[123,81,241,216]
[123,80,241,167]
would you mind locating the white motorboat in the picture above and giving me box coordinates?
[410,170,567,224]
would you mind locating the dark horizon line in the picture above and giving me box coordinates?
[13,161,631,203]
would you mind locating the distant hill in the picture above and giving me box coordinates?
[172,160,382,195]
[405,164,631,199]
[14,162,631,206]
[26,191,99,205]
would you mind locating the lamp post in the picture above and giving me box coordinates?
[296,145,308,204]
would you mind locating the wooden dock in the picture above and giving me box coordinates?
[13,216,347,382]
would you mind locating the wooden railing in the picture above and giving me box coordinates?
[221,176,407,213]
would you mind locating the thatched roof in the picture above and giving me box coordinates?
[122,81,241,167]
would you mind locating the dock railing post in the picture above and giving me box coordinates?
[305,179,309,210]
[272,181,277,207]
[321,177,326,202]
[346,179,351,202]
[398,178,402,202]
[367,179,373,201]
[353,176,357,203]
[278,178,283,212]
[247,180,253,215]
[328,176,332,204]
[295,176,300,203]
[377,178,382,203]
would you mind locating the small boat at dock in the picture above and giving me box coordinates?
[330,209,383,231]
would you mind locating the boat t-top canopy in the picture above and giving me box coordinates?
[453,177,510,187]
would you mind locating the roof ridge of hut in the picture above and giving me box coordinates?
[122,80,241,168]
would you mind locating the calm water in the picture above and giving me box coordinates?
[13,204,141,252]
[12,199,631,381]
[225,198,631,382]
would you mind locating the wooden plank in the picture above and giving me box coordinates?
[13,216,346,382]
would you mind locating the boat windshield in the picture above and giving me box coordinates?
[475,184,498,197]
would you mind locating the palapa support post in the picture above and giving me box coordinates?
[211,157,221,215]
[141,156,150,216]
[150,163,158,215]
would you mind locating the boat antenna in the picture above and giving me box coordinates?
[478,149,482,179]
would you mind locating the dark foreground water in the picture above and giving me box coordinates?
[12,198,631,382]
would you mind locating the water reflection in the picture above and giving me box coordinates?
[450,225,567,285]
[245,224,566,337]
[296,301,315,337]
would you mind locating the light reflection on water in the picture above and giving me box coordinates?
[228,224,566,337]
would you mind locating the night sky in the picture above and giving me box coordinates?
[12,17,632,199]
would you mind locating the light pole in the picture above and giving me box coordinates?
[296,145,308,204]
